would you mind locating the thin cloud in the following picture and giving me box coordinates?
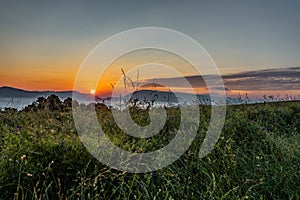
[223,66,300,90]
[139,67,300,91]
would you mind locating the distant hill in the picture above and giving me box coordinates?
[0,86,90,100]
[126,90,211,103]
[124,90,254,105]
[0,86,256,106]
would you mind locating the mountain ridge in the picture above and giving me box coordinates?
[0,86,85,99]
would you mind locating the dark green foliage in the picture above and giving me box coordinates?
[0,99,299,199]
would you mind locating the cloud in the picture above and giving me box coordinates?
[223,66,300,90]
[140,66,300,91]
[211,87,231,91]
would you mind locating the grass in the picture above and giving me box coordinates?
[0,96,299,199]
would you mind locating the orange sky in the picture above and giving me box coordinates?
[0,55,80,91]
[1,53,299,100]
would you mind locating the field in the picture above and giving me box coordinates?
[0,96,299,199]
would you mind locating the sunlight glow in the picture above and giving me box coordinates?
[90,89,95,95]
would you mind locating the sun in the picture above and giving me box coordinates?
[90,89,95,95]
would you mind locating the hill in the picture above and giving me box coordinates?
[0,86,90,100]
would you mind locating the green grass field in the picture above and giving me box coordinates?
[0,97,299,199]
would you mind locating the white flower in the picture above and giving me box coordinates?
[21,155,26,160]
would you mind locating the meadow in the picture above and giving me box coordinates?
[0,95,299,199]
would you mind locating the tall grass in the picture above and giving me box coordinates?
[0,96,299,199]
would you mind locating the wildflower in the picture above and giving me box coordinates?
[27,173,33,177]
[16,125,21,130]
[138,181,143,188]
[21,155,26,160]
[263,127,268,131]
[151,171,157,178]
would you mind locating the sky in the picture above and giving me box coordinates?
[0,1,299,98]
